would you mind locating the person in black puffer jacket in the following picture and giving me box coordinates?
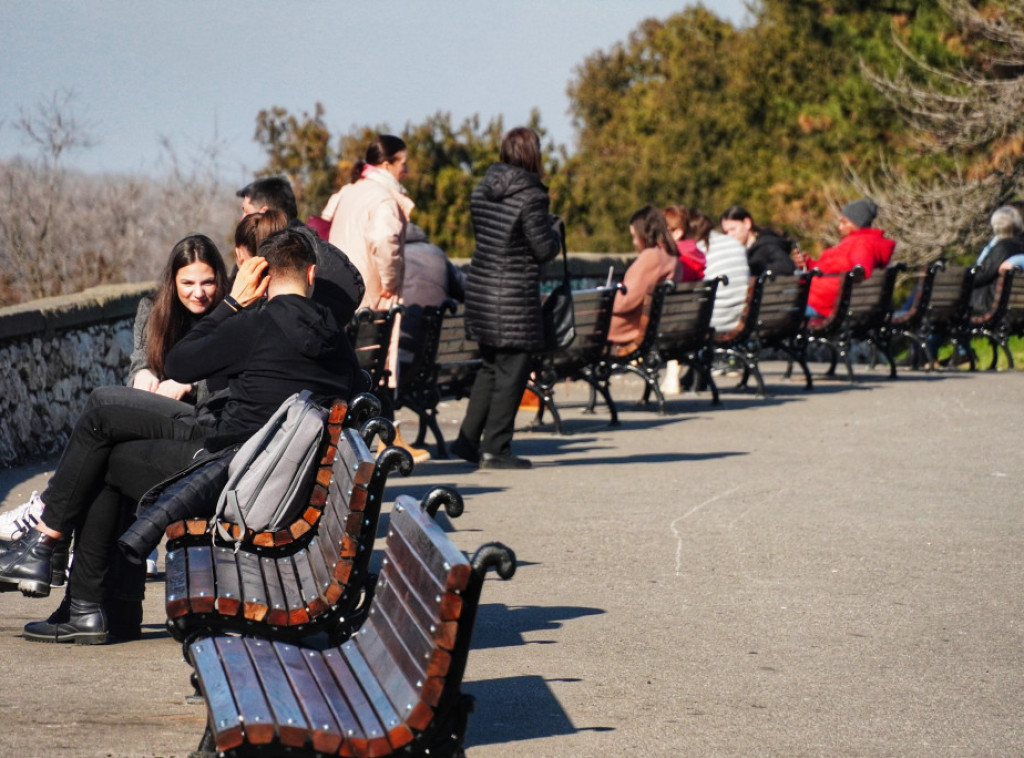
[720,205,797,277]
[450,127,561,470]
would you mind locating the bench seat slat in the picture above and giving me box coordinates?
[388,510,471,595]
[276,555,310,626]
[263,556,289,627]
[186,546,215,614]
[341,640,415,751]
[165,548,188,618]
[190,638,245,751]
[244,638,311,748]
[237,550,269,622]
[276,642,345,755]
[215,636,276,746]
[294,548,327,616]
[322,647,391,757]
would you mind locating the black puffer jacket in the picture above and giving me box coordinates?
[747,232,796,276]
[464,163,561,351]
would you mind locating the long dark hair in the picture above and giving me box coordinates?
[500,127,543,175]
[350,134,407,183]
[720,205,788,240]
[686,208,714,247]
[629,205,677,256]
[146,234,227,377]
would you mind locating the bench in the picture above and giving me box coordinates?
[714,270,816,396]
[164,405,415,648]
[806,264,905,381]
[800,266,862,380]
[888,261,947,369]
[187,492,515,758]
[348,306,405,415]
[960,267,1023,370]
[397,303,481,458]
[597,278,721,415]
[890,263,975,370]
[526,286,621,434]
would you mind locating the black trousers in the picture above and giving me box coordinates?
[458,345,532,457]
[40,386,209,603]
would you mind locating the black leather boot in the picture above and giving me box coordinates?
[104,598,143,641]
[23,597,108,645]
[0,529,57,597]
[50,538,70,588]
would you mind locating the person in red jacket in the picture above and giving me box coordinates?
[798,198,895,318]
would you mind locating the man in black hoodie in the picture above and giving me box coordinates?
[0,228,356,643]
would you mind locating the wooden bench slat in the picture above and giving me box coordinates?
[341,640,415,750]
[276,555,310,626]
[237,550,269,622]
[190,638,245,751]
[186,546,215,614]
[299,647,365,754]
[215,636,276,746]
[276,642,345,756]
[263,556,289,627]
[389,504,471,594]
[243,638,311,748]
[293,549,326,616]
[165,548,188,618]
[213,546,242,617]
[322,647,391,757]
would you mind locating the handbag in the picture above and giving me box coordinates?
[542,235,576,351]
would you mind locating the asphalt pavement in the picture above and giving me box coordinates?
[0,362,1021,757]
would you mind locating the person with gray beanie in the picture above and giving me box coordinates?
[796,198,896,318]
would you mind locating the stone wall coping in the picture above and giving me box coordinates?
[0,281,154,343]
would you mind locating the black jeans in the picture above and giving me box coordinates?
[458,345,532,457]
[41,386,209,603]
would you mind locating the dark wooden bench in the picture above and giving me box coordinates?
[164,406,415,647]
[347,305,404,414]
[806,264,905,381]
[397,304,481,458]
[889,263,975,370]
[526,286,621,434]
[597,278,721,415]
[961,267,1023,370]
[888,261,946,369]
[800,266,862,380]
[187,492,515,758]
[714,270,816,396]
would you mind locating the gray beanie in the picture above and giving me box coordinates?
[841,198,878,229]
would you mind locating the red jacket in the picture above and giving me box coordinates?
[677,239,706,282]
[807,228,895,317]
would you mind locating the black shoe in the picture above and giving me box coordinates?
[23,597,108,645]
[0,529,57,597]
[448,436,481,465]
[480,453,532,470]
[50,539,70,588]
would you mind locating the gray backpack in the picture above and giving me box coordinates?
[212,390,328,544]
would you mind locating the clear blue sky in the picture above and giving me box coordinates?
[0,1,748,180]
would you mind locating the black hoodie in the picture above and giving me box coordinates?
[464,162,561,350]
[747,232,796,277]
[165,294,355,451]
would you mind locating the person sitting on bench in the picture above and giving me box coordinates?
[0,228,358,645]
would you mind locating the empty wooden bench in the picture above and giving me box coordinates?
[527,285,621,433]
[348,305,404,415]
[187,492,515,758]
[397,303,481,458]
[165,407,414,647]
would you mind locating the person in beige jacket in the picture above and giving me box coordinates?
[321,134,414,311]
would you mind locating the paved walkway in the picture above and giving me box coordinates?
[0,363,1021,757]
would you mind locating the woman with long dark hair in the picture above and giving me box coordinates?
[450,127,562,469]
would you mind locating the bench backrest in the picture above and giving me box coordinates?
[923,265,974,327]
[755,272,813,341]
[347,306,403,389]
[546,287,618,371]
[434,305,481,395]
[971,268,1020,327]
[344,495,474,743]
[397,301,452,392]
[842,264,903,334]
[647,279,719,360]
[998,268,1024,335]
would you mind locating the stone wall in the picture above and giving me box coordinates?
[0,282,152,468]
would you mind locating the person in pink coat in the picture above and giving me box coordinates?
[608,205,682,353]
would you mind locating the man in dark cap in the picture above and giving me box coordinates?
[797,198,896,318]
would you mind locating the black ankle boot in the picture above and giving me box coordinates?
[50,538,70,588]
[24,597,108,645]
[0,529,57,597]
[104,598,143,641]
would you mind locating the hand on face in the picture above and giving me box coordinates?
[230,256,270,307]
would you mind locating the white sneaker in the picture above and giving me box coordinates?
[146,548,159,578]
[659,360,682,396]
[0,491,45,541]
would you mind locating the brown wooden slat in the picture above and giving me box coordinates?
[213,546,242,617]
[322,647,390,757]
[341,640,415,751]
[262,556,289,627]
[215,636,276,746]
[277,556,310,625]
[243,639,310,748]
[237,550,268,622]
[189,638,244,751]
[185,545,215,614]
[164,547,188,618]
[276,642,344,755]
[293,549,327,617]
[388,502,471,594]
